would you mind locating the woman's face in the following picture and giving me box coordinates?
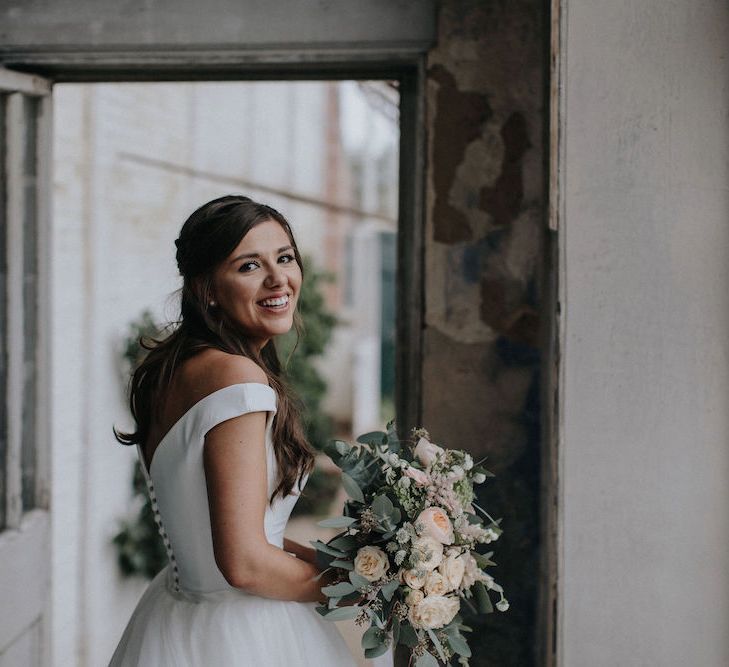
[210,218,302,351]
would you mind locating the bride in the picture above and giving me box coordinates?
[110,195,357,666]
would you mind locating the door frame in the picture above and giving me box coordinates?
[2,9,559,664]
[4,49,429,434]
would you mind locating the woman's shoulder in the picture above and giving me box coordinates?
[181,349,269,397]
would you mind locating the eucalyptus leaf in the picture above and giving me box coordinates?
[339,591,362,605]
[366,607,386,630]
[380,578,400,602]
[473,580,494,614]
[334,440,351,456]
[398,623,419,648]
[317,516,356,529]
[329,535,358,551]
[356,430,388,445]
[372,494,394,517]
[426,629,447,663]
[310,540,347,558]
[349,571,371,590]
[448,633,472,657]
[415,651,438,667]
[341,473,364,503]
[392,616,401,647]
[365,643,390,659]
[361,626,382,650]
[321,582,356,597]
[324,606,362,621]
[473,551,496,568]
[330,559,354,570]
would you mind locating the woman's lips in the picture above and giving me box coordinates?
[256,294,291,312]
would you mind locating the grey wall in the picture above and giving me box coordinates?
[0,0,434,54]
[559,1,729,664]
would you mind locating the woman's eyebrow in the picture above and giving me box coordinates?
[231,245,294,262]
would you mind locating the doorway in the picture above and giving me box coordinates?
[51,78,401,664]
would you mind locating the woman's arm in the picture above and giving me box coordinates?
[201,358,331,602]
[283,538,317,564]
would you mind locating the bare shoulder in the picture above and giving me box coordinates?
[180,349,269,398]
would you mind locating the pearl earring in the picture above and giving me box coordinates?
[209,300,217,307]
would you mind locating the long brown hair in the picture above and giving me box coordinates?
[114,195,315,501]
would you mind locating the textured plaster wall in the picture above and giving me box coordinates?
[424,1,547,664]
[560,1,729,665]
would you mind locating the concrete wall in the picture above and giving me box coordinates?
[559,1,729,665]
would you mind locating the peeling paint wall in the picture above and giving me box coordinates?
[424,1,547,664]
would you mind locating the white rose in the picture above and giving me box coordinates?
[439,553,466,591]
[415,506,454,545]
[424,570,449,596]
[354,546,389,582]
[405,588,425,606]
[414,437,444,467]
[473,472,486,484]
[411,535,444,571]
[401,568,427,589]
[408,595,461,630]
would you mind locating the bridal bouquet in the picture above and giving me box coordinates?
[312,422,508,667]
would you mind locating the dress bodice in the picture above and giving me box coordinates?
[135,382,304,595]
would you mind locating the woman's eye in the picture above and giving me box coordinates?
[239,254,294,273]
[239,261,258,272]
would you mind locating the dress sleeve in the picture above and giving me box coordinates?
[196,382,277,440]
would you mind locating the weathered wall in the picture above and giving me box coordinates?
[559,1,729,665]
[424,1,548,664]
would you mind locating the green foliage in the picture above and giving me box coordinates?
[112,254,340,579]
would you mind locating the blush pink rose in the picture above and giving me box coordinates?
[404,466,430,486]
[416,506,454,545]
[414,437,445,467]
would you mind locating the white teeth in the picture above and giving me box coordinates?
[259,295,289,307]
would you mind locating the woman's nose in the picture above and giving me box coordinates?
[264,262,285,287]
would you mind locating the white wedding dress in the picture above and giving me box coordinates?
[109,382,357,666]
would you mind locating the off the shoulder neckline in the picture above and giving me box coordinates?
[145,382,276,476]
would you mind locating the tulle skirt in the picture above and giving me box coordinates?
[108,565,357,666]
